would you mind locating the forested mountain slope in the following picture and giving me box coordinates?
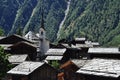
[0,0,120,46]
[58,0,120,46]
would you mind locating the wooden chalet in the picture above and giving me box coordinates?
[65,39,93,59]
[45,48,67,63]
[76,58,120,80]
[88,48,120,59]
[8,41,37,61]
[45,46,88,63]
[7,61,57,80]
[50,43,87,59]
[65,48,81,59]
[0,34,32,44]
[8,54,29,65]
[60,59,88,80]
[64,46,90,60]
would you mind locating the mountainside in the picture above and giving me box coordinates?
[58,0,120,47]
[0,0,66,41]
[0,0,120,46]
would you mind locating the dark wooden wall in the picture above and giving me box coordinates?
[30,64,57,80]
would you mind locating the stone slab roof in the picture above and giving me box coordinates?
[8,54,28,64]
[7,61,44,75]
[77,58,120,78]
[46,56,63,60]
[88,48,120,54]
[75,38,86,41]
[73,44,93,48]
[45,48,66,56]
[71,59,89,68]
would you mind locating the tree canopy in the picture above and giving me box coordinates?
[0,46,11,79]
[0,27,4,36]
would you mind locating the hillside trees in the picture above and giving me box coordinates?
[0,0,120,46]
[0,27,4,36]
[58,0,120,46]
[0,46,11,79]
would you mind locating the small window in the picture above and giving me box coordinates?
[41,31,43,35]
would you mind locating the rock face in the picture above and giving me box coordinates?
[0,0,120,46]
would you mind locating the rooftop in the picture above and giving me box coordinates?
[7,61,45,75]
[88,48,120,54]
[8,54,28,64]
[60,59,88,69]
[0,44,12,50]
[75,38,86,41]
[9,41,36,48]
[77,58,120,78]
[0,34,32,44]
[25,31,39,40]
[73,44,93,48]
[61,43,70,48]
[85,41,100,46]
[46,56,63,60]
[45,48,66,56]
[71,59,88,68]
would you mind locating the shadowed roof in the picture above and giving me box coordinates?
[0,34,32,44]
[9,41,36,49]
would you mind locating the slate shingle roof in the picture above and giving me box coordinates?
[77,58,120,78]
[7,61,45,75]
[45,48,66,56]
[75,38,86,41]
[88,48,120,54]
[71,59,88,68]
[73,44,93,48]
[46,56,63,60]
[0,34,32,44]
[8,54,28,64]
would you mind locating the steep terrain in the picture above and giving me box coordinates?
[0,0,120,46]
[58,0,120,46]
[0,0,66,42]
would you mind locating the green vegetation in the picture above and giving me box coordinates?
[1,0,120,46]
[16,26,23,36]
[58,0,120,47]
[0,27,4,36]
[48,61,60,69]
[0,46,11,79]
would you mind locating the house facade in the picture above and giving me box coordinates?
[9,41,37,61]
